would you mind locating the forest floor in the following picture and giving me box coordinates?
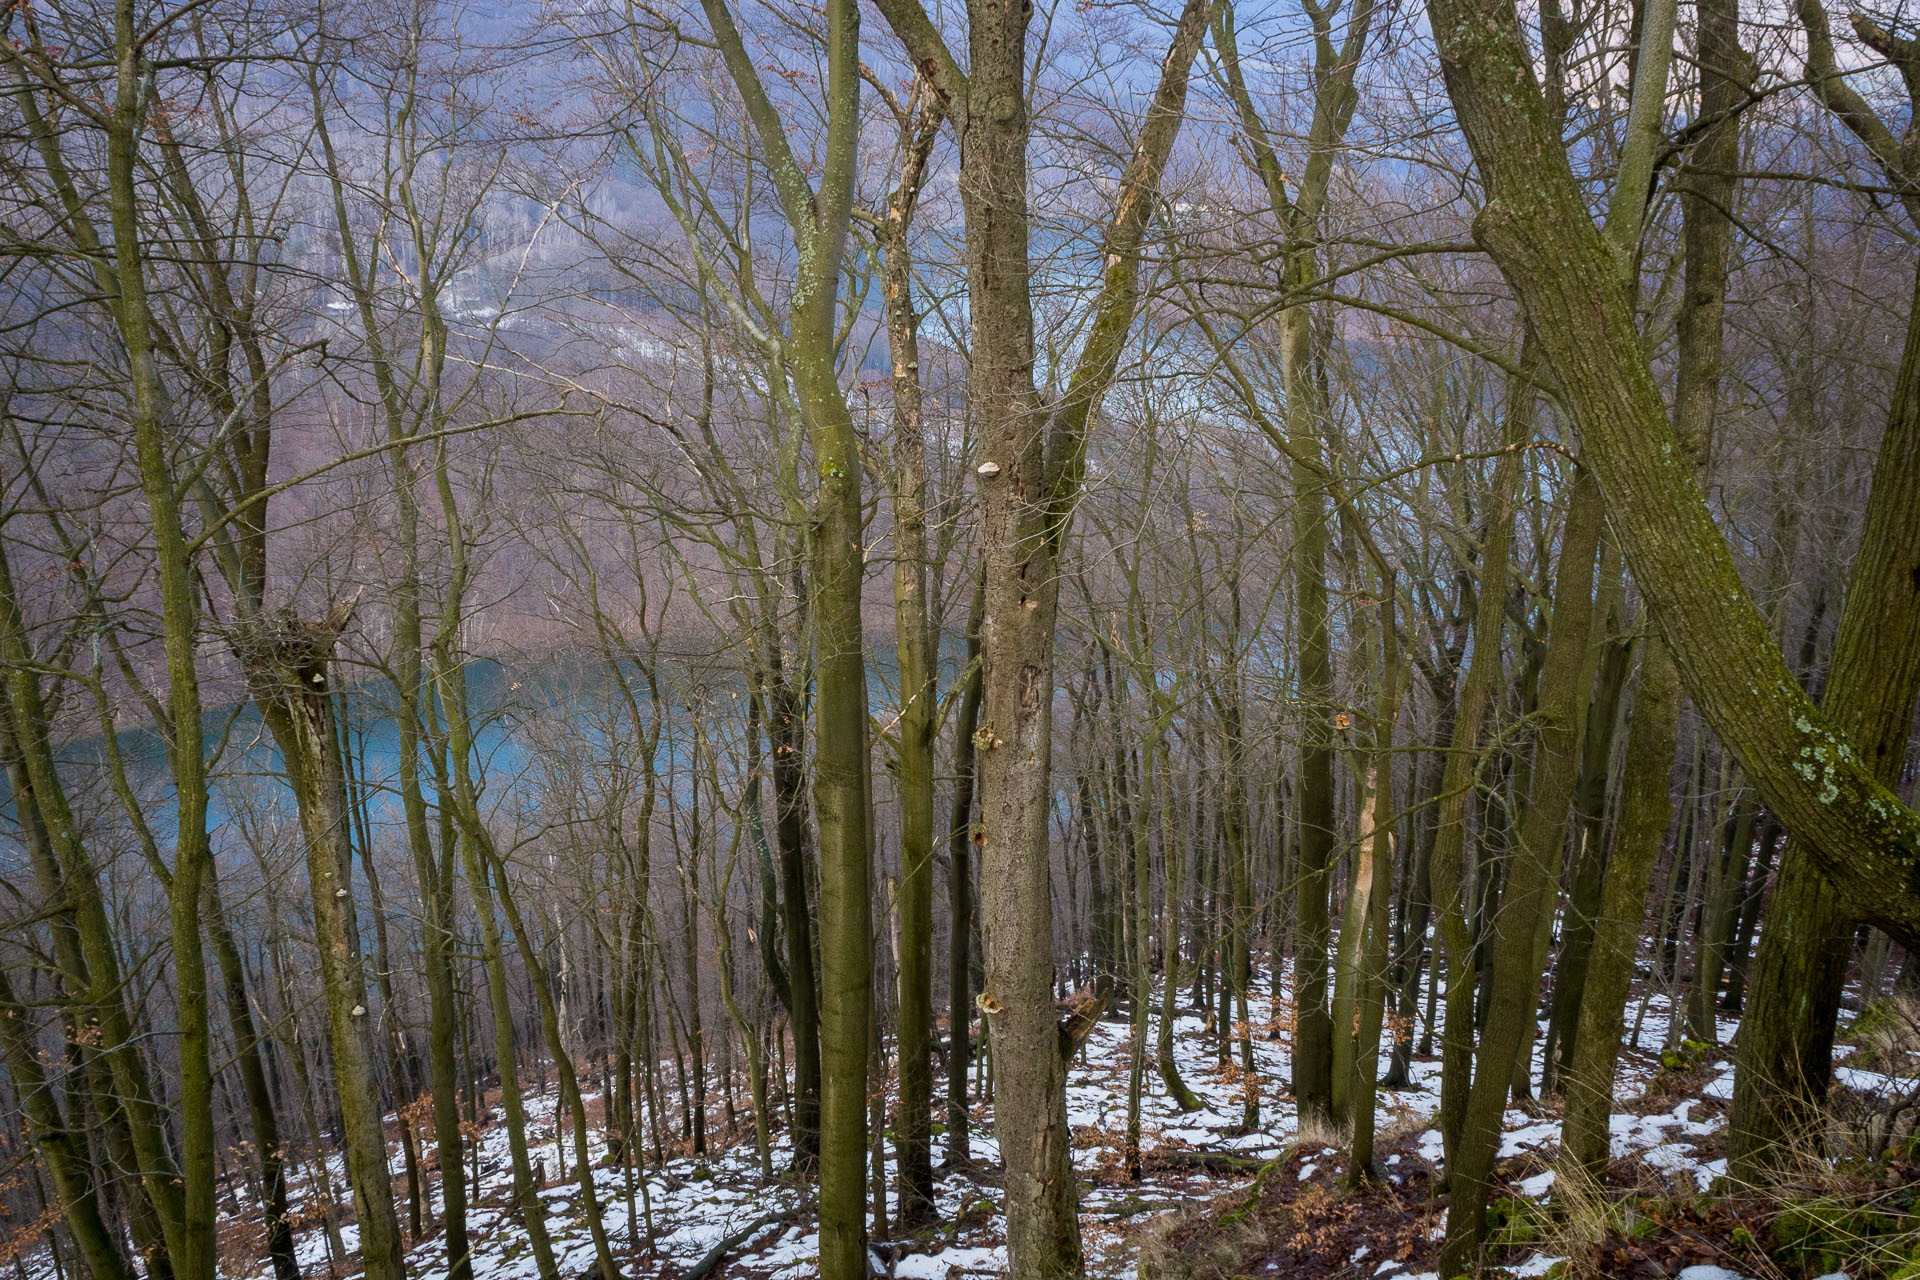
[107,973,1920,1280]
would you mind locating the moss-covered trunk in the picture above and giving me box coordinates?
[1730,254,1920,1177]
[1424,0,1920,949]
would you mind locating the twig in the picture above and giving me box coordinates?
[679,1209,793,1280]
[1146,1148,1272,1174]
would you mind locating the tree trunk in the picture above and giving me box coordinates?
[1730,254,1920,1180]
[1430,375,1529,1170]
[244,627,407,1280]
[1557,640,1682,1186]
[946,578,985,1167]
[1425,0,1920,950]
[0,966,133,1280]
[205,885,299,1280]
[767,679,823,1169]
[1349,589,1403,1180]
[878,97,944,1225]
[1440,469,1602,1270]
[1540,546,1629,1094]
[837,0,1214,1269]
[450,750,559,1280]
[1155,739,1204,1113]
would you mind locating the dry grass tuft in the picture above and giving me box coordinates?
[1294,1110,1346,1153]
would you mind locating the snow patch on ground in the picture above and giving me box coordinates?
[31,968,1761,1280]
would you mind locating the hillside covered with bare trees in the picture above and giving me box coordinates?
[3,0,1919,1276]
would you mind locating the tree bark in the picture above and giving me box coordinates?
[947,578,986,1169]
[1441,469,1603,1270]
[205,884,300,1280]
[1730,256,1920,1178]
[867,1,1215,1270]
[243,622,407,1280]
[878,91,946,1228]
[1424,0,1920,951]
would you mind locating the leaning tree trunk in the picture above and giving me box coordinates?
[0,552,186,1275]
[1424,0,1920,952]
[0,963,131,1280]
